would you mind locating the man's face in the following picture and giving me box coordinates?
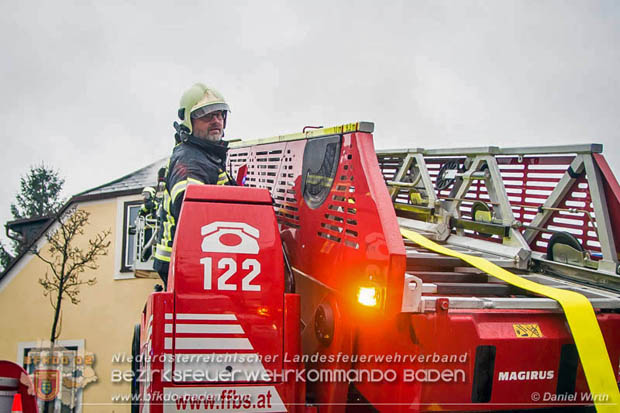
[192,110,224,141]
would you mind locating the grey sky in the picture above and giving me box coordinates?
[1,0,619,242]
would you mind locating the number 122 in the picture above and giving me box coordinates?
[200,257,261,291]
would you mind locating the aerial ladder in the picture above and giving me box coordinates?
[133,122,620,412]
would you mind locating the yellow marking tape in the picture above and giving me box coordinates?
[229,122,374,148]
[400,228,620,412]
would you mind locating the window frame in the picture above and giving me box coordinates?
[17,339,85,413]
[120,200,143,273]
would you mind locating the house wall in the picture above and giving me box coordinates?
[0,197,160,412]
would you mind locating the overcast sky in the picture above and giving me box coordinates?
[1,0,619,244]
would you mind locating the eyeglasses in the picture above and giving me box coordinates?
[192,108,226,121]
[202,111,224,121]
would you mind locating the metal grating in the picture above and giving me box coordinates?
[228,144,301,229]
[377,152,603,255]
[317,153,359,249]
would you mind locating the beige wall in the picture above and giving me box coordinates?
[0,197,160,412]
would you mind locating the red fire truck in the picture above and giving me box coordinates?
[132,122,620,412]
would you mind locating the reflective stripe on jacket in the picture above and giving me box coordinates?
[154,138,233,274]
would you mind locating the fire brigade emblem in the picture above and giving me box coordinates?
[34,369,60,401]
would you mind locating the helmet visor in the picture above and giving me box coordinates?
[191,103,230,119]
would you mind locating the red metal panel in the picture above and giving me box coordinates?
[139,187,298,411]
[184,185,273,204]
[282,293,303,413]
[141,291,173,412]
[229,132,407,315]
[169,194,285,381]
[353,310,620,412]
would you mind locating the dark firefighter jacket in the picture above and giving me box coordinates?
[154,136,233,280]
[139,198,157,218]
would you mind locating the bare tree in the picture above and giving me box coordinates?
[35,206,111,343]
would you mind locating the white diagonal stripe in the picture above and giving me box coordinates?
[0,378,18,387]
[174,337,253,350]
[175,324,244,334]
[176,313,237,321]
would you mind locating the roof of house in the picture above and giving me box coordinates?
[76,158,167,200]
[5,215,54,246]
[0,157,167,282]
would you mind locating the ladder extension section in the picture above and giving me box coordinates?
[378,145,620,288]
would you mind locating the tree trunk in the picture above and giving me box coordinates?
[50,263,66,343]
[43,338,57,413]
[45,280,64,412]
[49,291,62,343]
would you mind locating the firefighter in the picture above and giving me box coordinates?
[138,187,157,219]
[154,83,234,285]
[137,186,158,261]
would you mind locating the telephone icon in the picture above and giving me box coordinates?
[201,221,260,254]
